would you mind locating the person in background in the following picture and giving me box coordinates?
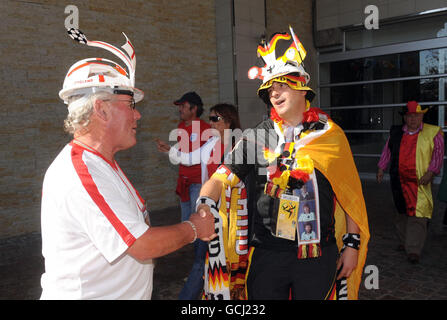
[156,91,212,299]
[156,91,211,223]
[161,103,241,299]
[377,101,444,264]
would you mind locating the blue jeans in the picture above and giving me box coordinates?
[180,183,202,222]
[178,238,208,299]
[178,183,208,299]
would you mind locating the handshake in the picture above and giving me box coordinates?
[187,204,218,242]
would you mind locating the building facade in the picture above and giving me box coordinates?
[2,0,446,238]
[0,0,315,238]
[315,0,447,178]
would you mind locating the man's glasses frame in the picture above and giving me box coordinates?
[104,97,136,110]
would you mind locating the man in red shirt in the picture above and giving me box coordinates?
[156,91,211,299]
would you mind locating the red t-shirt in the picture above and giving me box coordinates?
[176,119,211,182]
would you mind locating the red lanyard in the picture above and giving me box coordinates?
[71,140,146,212]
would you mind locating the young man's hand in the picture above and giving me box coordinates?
[189,207,217,242]
[336,247,358,280]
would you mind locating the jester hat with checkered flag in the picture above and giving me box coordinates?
[59,28,144,104]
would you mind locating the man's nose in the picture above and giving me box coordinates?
[270,87,279,98]
[134,108,141,120]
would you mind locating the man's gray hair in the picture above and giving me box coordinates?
[63,91,112,135]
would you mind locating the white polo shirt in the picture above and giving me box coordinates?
[40,143,153,300]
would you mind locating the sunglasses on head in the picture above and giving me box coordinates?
[209,115,223,122]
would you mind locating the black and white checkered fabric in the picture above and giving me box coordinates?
[67,28,87,44]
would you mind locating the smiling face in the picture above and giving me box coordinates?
[268,81,307,126]
[106,94,141,152]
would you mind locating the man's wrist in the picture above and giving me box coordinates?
[182,220,197,243]
[196,196,219,212]
[342,233,360,251]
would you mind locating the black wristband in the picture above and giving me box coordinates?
[342,233,360,250]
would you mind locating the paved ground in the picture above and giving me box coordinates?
[1,178,446,300]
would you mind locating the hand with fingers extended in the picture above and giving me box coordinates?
[189,208,217,242]
[155,138,171,153]
[336,247,358,280]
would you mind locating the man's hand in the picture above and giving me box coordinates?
[376,168,384,183]
[336,247,358,280]
[419,170,434,185]
[189,207,217,242]
[155,138,171,153]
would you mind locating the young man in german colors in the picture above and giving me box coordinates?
[196,26,369,300]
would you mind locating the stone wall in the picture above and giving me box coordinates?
[0,0,218,238]
[0,0,318,239]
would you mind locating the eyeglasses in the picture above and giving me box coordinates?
[209,115,223,122]
[105,98,136,110]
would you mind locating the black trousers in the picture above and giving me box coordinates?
[246,244,338,300]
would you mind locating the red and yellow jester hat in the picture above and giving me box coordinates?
[401,101,429,115]
[248,26,315,105]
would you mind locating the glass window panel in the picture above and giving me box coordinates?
[346,132,389,155]
[329,59,364,83]
[420,48,447,75]
[353,157,381,174]
[330,107,439,131]
[323,78,447,108]
[330,108,401,131]
[371,55,399,80]
[345,14,447,50]
[322,48,447,85]
[319,43,447,175]
[399,51,419,77]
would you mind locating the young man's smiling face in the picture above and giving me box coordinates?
[268,81,307,126]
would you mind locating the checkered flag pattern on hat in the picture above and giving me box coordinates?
[62,28,141,95]
[67,28,87,44]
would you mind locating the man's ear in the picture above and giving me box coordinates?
[93,99,109,121]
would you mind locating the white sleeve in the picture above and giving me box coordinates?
[168,144,202,166]
[168,137,219,166]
